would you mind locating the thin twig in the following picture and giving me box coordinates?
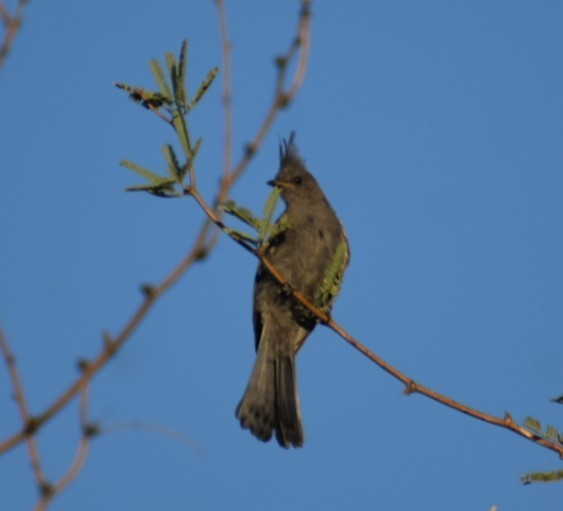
[0,324,49,488]
[34,386,92,511]
[52,387,92,495]
[0,3,11,25]
[215,0,233,179]
[287,0,311,98]
[102,421,203,456]
[221,0,312,191]
[0,0,313,456]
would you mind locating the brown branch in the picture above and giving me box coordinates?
[0,250,198,455]
[0,0,313,456]
[220,0,312,192]
[34,386,92,511]
[102,421,203,456]
[215,0,233,179]
[0,324,49,488]
[0,0,29,73]
[184,183,563,460]
[286,0,311,99]
[0,3,11,25]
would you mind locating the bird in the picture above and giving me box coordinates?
[236,132,350,448]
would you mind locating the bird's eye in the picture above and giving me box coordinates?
[294,176,303,185]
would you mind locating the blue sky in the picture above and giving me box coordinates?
[1,1,562,509]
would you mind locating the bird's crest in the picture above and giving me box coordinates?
[279,131,305,170]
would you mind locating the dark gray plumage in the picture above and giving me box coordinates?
[236,133,350,448]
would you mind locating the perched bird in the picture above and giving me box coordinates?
[236,133,349,448]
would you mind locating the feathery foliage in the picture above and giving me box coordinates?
[116,40,217,197]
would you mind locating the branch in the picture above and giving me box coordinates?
[34,386,93,511]
[215,0,233,179]
[0,0,29,73]
[220,0,312,192]
[0,324,49,488]
[184,183,563,460]
[0,0,313,457]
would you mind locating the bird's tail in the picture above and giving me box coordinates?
[236,345,304,448]
[274,354,304,447]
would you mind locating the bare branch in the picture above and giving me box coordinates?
[215,0,233,178]
[0,0,313,456]
[0,0,29,73]
[220,0,312,192]
[34,387,92,511]
[0,324,49,488]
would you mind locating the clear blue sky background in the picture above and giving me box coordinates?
[1,1,562,510]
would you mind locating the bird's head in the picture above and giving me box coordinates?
[268,132,325,205]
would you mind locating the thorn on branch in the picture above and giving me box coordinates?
[105,342,118,359]
[244,143,256,159]
[76,359,90,373]
[83,422,100,438]
[102,331,113,348]
[140,283,156,298]
[277,93,291,109]
[300,0,312,16]
[194,247,209,262]
[404,380,417,396]
[101,331,119,358]
[274,55,287,69]
[24,416,39,436]
[39,481,55,498]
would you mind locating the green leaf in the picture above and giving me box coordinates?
[188,67,218,110]
[176,40,188,107]
[121,160,180,197]
[166,56,178,107]
[191,137,202,160]
[120,160,163,183]
[118,41,216,202]
[223,200,261,231]
[114,83,171,109]
[545,425,562,443]
[165,49,185,111]
[524,416,542,434]
[523,416,563,444]
[521,470,563,484]
[317,240,350,312]
[170,64,180,107]
[178,137,202,182]
[125,178,179,197]
[149,59,172,101]
[172,110,192,160]
[268,215,291,240]
[162,144,182,181]
[258,186,281,242]
[165,52,177,78]
[224,227,258,246]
